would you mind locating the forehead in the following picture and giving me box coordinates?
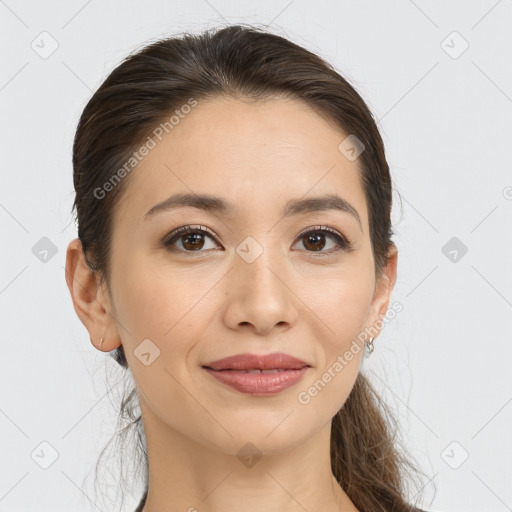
[114,95,367,228]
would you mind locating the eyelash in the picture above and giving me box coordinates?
[162,224,353,257]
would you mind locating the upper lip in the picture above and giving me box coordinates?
[202,352,310,371]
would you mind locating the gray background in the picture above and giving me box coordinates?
[1,1,511,511]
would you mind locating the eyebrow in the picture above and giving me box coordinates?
[143,192,362,230]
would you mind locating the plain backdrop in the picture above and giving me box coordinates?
[1,1,511,511]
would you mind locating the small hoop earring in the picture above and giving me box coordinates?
[365,336,374,354]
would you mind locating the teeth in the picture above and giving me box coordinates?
[241,369,287,373]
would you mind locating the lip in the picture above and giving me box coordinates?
[202,352,310,371]
[202,352,311,396]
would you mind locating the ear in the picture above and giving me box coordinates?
[366,243,398,339]
[64,238,121,352]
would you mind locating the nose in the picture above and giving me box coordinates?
[222,247,299,336]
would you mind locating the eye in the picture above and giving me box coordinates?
[162,225,220,254]
[162,224,353,256]
[293,226,353,256]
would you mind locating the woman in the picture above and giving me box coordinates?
[65,24,433,512]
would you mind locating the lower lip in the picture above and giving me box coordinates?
[203,367,310,395]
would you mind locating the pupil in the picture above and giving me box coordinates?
[184,233,204,250]
[305,233,324,251]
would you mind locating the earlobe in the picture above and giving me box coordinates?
[64,238,116,350]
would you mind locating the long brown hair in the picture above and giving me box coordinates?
[71,23,432,512]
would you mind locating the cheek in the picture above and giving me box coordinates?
[300,262,374,333]
[295,344,363,429]
[115,265,206,405]
[304,265,373,380]
[113,259,217,374]
[114,257,199,334]
[115,267,170,336]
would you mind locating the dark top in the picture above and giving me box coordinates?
[134,494,146,512]
[133,492,429,512]
[134,492,146,512]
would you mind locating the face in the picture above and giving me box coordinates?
[69,95,396,457]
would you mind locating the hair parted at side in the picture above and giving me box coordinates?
[71,23,432,512]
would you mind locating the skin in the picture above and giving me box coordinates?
[65,95,398,512]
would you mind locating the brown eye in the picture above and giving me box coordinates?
[302,231,328,251]
[180,232,206,251]
[162,224,352,257]
[295,226,352,255]
[163,225,220,253]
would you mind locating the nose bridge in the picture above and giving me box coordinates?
[235,234,284,293]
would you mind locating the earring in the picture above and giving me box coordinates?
[364,336,374,355]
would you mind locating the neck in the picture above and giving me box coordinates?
[138,400,358,512]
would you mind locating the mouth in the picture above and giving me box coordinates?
[201,352,311,395]
[202,352,310,371]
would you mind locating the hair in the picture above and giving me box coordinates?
[71,23,432,512]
